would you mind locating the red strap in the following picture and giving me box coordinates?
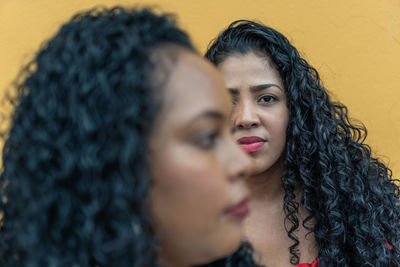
[385,239,393,250]
[294,240,391,267]
[295,257,319,267]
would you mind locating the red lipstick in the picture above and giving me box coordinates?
[237,136,265,153]
[224,197,250,218]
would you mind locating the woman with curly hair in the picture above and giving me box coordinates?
[0,8,261,267]
[206,20,400,266]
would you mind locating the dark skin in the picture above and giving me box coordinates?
[149,49,252,267]
[218,52,318,266]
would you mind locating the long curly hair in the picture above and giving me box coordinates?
[206,20,400,266]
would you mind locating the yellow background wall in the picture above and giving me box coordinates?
[0,0,399,178]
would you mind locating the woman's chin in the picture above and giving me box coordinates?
[203,231,242,264]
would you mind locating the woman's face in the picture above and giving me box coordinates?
[149,49,252,266]
[217,52,289,175]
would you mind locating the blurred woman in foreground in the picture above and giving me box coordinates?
[0,7,258,267]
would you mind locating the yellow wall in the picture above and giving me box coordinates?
[1,0,399,178]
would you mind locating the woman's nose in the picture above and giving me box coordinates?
[233,100,260,130]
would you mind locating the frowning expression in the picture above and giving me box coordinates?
[218,52,289,175]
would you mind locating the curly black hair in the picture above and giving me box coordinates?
[0,6,195,266]
[206,20,400,266]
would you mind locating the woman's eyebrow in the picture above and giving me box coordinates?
[188,110,224,125]
[250,84,282,92]
[228,84,283,96]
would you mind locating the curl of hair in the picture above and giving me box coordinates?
[0,6,196,266]
[206,20,400,266]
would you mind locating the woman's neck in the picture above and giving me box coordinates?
[243,158,319,266]
[159,257,187,267]
[158,250,191,267]
[246,158,286,202]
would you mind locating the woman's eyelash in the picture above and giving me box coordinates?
[231,96,238,105]
[195,131,220,149]
[258,95,277,103]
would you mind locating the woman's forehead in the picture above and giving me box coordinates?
[158,50,230,124]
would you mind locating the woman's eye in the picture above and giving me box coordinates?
[231,97,238,106]
[195,131,219,149]
[258,95,277,104]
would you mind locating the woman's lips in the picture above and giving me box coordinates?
[237,136,265,153]
[224,196,250,218]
